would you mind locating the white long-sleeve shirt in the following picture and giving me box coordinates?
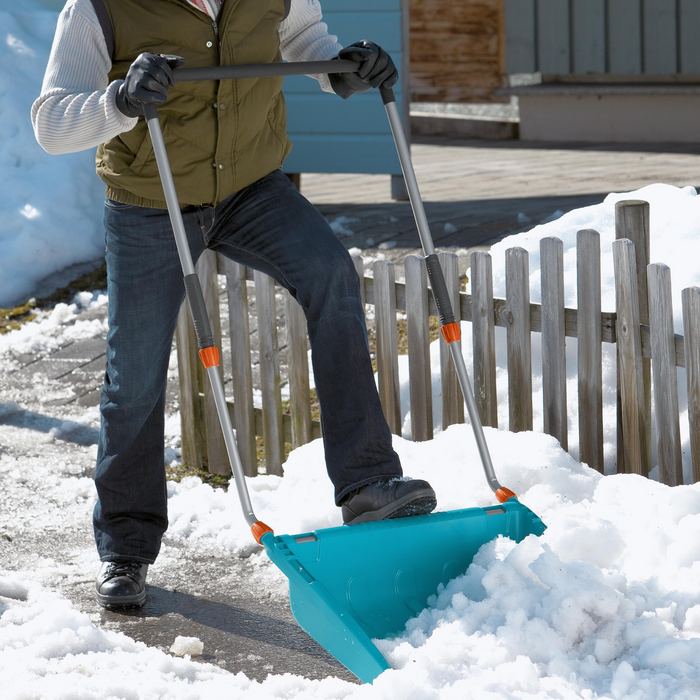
[31,0,343,155]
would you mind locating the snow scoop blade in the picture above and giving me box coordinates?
[261,498,545,683]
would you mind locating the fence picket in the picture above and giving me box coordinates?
[647,264,683,486]
[438,252,464,429]
[615,201,651,474]
[284,290,312,449]
[576,230,604,473]
[683,286,700,483]
[505,247,533,432]
[613,239,649,476]
[471,251,498,428]
[373,259,401,434]
[223,259,257,477]
[405,255,433,441]
[541,237,568,449]
[254,270,285,475]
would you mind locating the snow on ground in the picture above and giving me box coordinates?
[398,184,700,483]
[0,291,108,357]
[0,0,105,307]
[2,423,700,698]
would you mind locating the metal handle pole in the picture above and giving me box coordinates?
[143,104,271,538]
[378,88,514,501]
[173,59,360,83]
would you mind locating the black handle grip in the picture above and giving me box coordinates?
[142,103,159,121]
[184,274,216,349]
[425,254,456,327]
[173,59,361,83]
[379,86,396,105]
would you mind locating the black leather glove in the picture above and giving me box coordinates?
[329,40,398,100]
[115,53,186,118]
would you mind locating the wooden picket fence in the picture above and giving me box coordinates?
[175,201,700,486]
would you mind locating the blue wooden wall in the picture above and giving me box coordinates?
[282,0,404,175]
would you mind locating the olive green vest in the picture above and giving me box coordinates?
[96,0,292,209]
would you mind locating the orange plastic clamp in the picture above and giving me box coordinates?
[251,521,274,544]
[198,346,220,369]
[496,487,517,503]
[440,322,461,344]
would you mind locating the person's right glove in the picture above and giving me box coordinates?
[115,53,186,118]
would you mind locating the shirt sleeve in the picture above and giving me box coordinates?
[30,0,138,156]
[279,0,343,94]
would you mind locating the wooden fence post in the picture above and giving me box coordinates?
[576,230,604,473]
[198,250,229,475]
[223,259,257,477]
[683,286,700,483]
[541,237,568,450]
[284,290,312,449]
[647,263,683,486]
[471,251,498,428]
[505,247,533,432]
[373,259,402,434]
[615,200,651,474]
[405,254,433,441]
[254,270,285,475]
[438,252,464,429]
[613,239,649,477]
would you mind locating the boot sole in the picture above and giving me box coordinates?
[96,589,147,609]
[344,489,437,526]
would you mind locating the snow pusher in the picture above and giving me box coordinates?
[145,60,546,684]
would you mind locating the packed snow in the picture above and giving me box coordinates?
[0,0,106,307]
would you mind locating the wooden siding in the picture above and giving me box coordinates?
[409,0,508,103]
[506,0,700,77]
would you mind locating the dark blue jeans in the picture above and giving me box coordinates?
[93,169,402,563]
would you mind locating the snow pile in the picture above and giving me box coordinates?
[2,425,700,698]
[0,1,105,307]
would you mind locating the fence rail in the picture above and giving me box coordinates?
[176,201,700,485]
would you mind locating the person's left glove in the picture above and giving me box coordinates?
[329,40,398,100]
[115,53,186,118]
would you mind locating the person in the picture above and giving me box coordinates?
[32,0,437,610]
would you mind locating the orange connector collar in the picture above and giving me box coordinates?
[496,487,517,503]
[199,346,220,368]
[251,521,274,544]
[440,322,461,344]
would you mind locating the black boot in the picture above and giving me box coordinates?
[341,478,437,525]
[95,561,149,609]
